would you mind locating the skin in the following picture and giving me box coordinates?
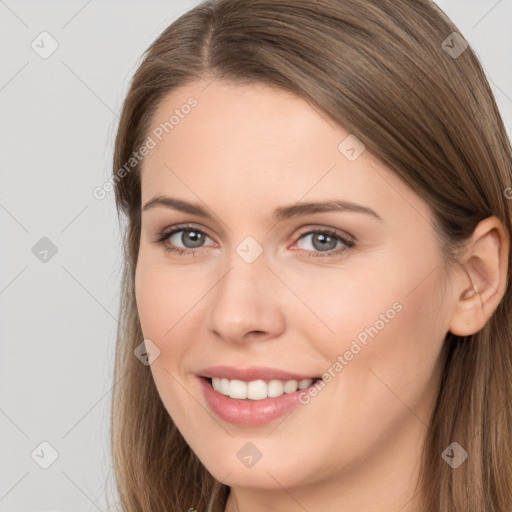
[134,78,509,512]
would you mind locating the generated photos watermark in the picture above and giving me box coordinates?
[93,97,198,201]
[298,301,403,404]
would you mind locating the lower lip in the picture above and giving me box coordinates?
[198,376,317,427]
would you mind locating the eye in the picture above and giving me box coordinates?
[292,228,354,258]
[153,224,215,256]
[153,224,355,258]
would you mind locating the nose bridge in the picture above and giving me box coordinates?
[206,242,285,342]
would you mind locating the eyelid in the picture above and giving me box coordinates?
[293,224,355,243]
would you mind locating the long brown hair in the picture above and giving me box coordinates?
[108,1,512,510]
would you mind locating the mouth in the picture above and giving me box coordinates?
[200,375,322,401]
[197,374,323,426]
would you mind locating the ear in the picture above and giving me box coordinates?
[449,216,509,337]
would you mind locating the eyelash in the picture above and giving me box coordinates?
[153,223,355,259]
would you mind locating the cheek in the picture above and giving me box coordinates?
[277,261,402,357]
[134,265,167,341]
[323,269,447,430]
[135,258,191,341]
[135,262,200,424]
[291,252,447,402]
[134,259,203,378]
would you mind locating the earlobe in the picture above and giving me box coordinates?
[448,216,509,337]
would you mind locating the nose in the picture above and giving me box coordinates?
[205,253,286,344]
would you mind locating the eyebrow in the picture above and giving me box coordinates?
[142,195,383,223]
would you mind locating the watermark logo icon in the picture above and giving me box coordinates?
[236,236,263,264]
[441,442,468,468]
[338,134,366,161]
[31,31,59,59]
[32,237,58,263]
[442,32,468,59]
[237,442,263,468]
[134,338,161,365]
[31,441,59,469]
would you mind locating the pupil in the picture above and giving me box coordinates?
[184,230,204,248]
[313,233,336,251]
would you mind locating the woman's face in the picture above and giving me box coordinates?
[135,79,454,501]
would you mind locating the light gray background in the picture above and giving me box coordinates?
[0,1,511,510]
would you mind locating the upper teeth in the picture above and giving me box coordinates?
[211,377,314,400]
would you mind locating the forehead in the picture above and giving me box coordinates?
[140,80,431,228]
[143,79,345,171]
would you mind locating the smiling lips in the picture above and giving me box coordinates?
[211,376,316,400]
[198,364,321,398]
[198,364,321,382]
[197,365,322,425]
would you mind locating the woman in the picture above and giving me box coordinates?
[109,0,512,510]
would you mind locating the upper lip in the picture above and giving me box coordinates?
[197,365,320,382]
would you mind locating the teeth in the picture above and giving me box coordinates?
[211,377,314,400]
